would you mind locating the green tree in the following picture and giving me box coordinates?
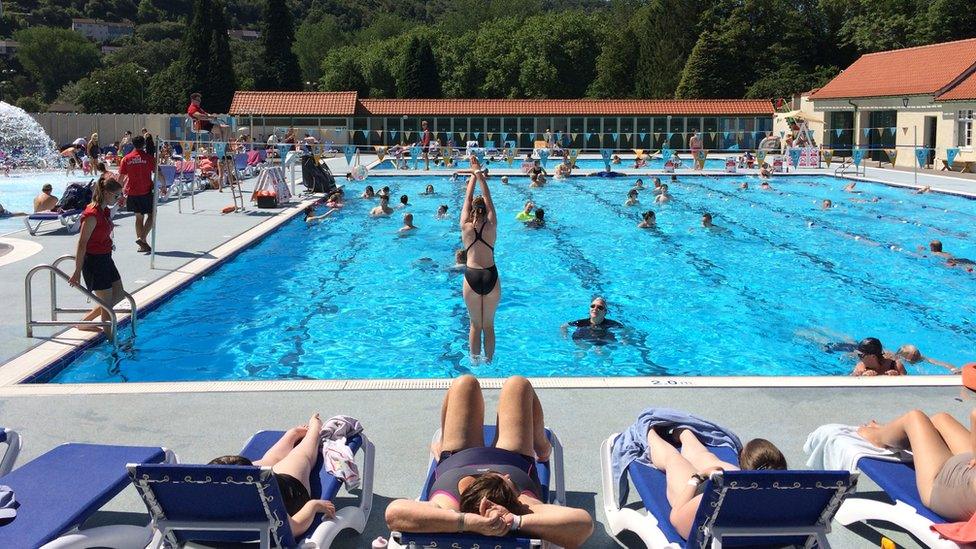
[13,27,101,100]
[136,0,165,23]
[588,22,638,98]
[400,36,441,98]
[15,95,47,113]
[675,30,738,98]
[634,0,703,98]
[147,61,187,112]
[293,17,345,83]
[180,0,213,98]
[104,36,181,74]
[319,51,369,95]
[925,0,976,43]
[206,0,237,111]
[255,0,302,90]
[75,63,148,113]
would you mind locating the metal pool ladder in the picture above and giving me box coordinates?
[25,254,137,347]
[833,158,863,178]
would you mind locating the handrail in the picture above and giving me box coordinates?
[25,257,137,347]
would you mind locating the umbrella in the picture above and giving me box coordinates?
[778,110,824,124]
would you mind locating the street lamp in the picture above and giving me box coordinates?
[136,67,148,107]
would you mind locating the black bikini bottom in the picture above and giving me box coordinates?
[464,265,498,296]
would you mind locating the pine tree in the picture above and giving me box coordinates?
[255,0,302,91]
[634,0,702,99]
[588,25,638,98]
[400,36,441,98]
[675,30,739,98]
[206,0,237,111]
[181,0,212,99]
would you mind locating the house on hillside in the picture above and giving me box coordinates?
[71,18,135,43]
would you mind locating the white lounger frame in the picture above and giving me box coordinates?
[24,211,82,236]
[39,448,178,549]
[0,427,21,477]
[835,496,958,549]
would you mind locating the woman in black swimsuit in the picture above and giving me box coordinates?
[208,413,336,538]
[385,375,594,548]
[460,156,500,362]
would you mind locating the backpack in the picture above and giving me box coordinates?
[57,180,94,211]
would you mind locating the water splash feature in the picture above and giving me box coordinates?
[0,101,62,169]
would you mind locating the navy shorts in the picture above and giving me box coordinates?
[127,193,154,215]
[82,253,121,291]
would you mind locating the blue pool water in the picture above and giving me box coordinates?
[0,172,77,234]
[46,174,976,382]
[373,156,730,171]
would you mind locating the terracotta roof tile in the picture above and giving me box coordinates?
[938,70,976,101]
[810,38,976,100]
[229,91,359,116]
[356,98,772,116]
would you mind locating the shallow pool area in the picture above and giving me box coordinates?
[39,172,976,383]
[0,172,79,235]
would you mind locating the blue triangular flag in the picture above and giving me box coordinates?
[473,132,481,140]
[862,128,870,137]
[947,147,960,165]
[410,145,422,168]
[723,131,730,139]
[585,132,593,142]
[389,130,398,142]
[834,128,843,137]
[915,147,928,167]
[728,144,740,151]
[611,133,618,143]
[638,132,646,142]
[600,148,612,170]
[789,148,802,167]
[538,149,549,168]
[214,141,227,158]
[852,148,865,166]
[343,144,356,164]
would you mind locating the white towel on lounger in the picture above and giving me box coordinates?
[804,423,911,472]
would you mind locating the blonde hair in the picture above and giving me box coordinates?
[896,344,922,363]
[91,177,122,207]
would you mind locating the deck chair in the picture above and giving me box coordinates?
[234,152,249,178]
[0,428,20,476]
[156,164,177,198]
[129,429,374,549]
[172,159,197,196]
[835,457,957,549]
[389,425,565,549]
[23,208,84,235]
[0,442,175,548]
[600,433,857,548]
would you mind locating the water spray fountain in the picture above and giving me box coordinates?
[0,101,63,170]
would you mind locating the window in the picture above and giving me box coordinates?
[958,110,974,147]
[585,118,601,148]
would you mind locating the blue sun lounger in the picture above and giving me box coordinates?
[0,428,20,477]
[129,429,374,549]
[600,433,858,548]
[24,209,84,235]
[835,457,957,549]
[0,442,174,548]
[389,425,565,549]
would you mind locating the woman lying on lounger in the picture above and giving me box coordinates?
[859,409,976,521]
[384,376,594,548]
[648,428,787,540]
[209,413,336,538]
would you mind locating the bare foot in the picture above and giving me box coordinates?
[76,324,103,333]
[308,413,323,434]
[856,424,885,448]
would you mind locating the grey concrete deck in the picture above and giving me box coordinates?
[1,384,970,548]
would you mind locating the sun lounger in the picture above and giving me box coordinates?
[600,433,857,548]
[389,425,565,549]
[23,208,84,235]
[0,442,174,548]
[156,164,177,198]
[0,428,20,476]
[835,457,957,549]
[129,429,374,549]
[941,159,975,173]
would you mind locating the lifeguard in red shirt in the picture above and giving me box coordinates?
[119,135,157,252]
[187,92,228,141]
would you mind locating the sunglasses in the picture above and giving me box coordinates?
[590,304,606,311]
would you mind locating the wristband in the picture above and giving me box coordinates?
[509,514,522,532]
[457,511,465,533]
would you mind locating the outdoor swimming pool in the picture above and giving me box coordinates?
[372,155,730,172]
[0,172,75,235]
[42,173,976,383]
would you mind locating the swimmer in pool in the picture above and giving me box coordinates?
[915,186,932,195]
[654,185,671,204]
[852,337,906,376]
[560,297,625,346]
[370,194,393,217]
[637,210,656,229]
[625,189,639,206]
[759,163,771,179]
[423,184,435,195]
[739,182,749,190]
[701,212,714,228]
[304,204,336,224]
[843,181,858,193]
[378,186,391,199]
[450,248,467,272]
[362,185,375,199]
[526,208,545,229]
[501,175,509,185]
[399,212,417,233]
[760,181,773,191]
[398,194,410,208]
[436,204,449,219]
[516,201,536,222]
[821,199,832,209]
[652,177,663,194]
[611,155,622,165]
[632,179,645,191]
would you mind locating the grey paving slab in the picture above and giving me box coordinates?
[1,384,970,548]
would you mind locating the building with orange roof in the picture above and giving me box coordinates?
[808,38,976,168]
[228,91,774,151]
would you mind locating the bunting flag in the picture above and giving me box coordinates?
[359,130,368,139]
[569,149,579,163]
[886,149,897,164]
[571,133,579,142]
[822,150,833,165]
[457,132,466,141]
[947,147,960,165]
[875,128,884,137]
[600,148,613,170]
[486,133,494,141]
[728,144,740,151]
[862,128,871,138]
[389,130,398,142]
[915,147,929,167]
[652,132,659,142]
[556,131,563,142]
[585,132,593,142]
[756,150,768,165]
[852,148,865,166]
[474,148,485,166]
[404,131,413,141]
[834,128,843,137]
[505,152,514,166]
[622,133,631,143]
[723,131,731,139]
[214,141,227,158]
[375,146,386,162]
[410,145,422,169]
[788,148,802,168]
[375,130,383,138]
[473,132,481,140]
[661,146,674,162]
[343,144,356,164]
[505,140,516,149]
[638,132,647,142]
[538,149,550,168]
[709,132,718,141]
[667,132,674,140]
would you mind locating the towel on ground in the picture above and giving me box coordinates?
[803,424,911,472]
[321,415,363,441]
[611,408,742,506]
[932,511,976,543]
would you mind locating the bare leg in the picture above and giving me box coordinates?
[676,430,739,472]
[646,429,700,539]
[495,376,551,460]
[931,412,972,455]
[78,287,116,334]
[437,375,485,455]
[263,413,323,494]
[462,281,483,358]
[858,410,953,505]
[255,425,309,465]
[481,279,500,362]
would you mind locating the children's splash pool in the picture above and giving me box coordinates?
[39,173,976,383]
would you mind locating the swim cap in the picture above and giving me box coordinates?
[857,338,883,357]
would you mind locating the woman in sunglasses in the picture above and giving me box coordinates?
[384,375,593,548]
[560,297,624,345]
[852,337,906,376]
[460,156,500,362]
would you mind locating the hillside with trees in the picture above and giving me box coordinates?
[0,0,974,113]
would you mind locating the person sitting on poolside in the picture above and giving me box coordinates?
[625,188,639,206]
[857,409,976,523]
[526,208,545,229]
[655,185,671,204]
[34,183,59,212]
[822,199,832,209]
[516,201,536,222]
[362,185,375,199]
[399,212,417,233]
[385,376,594,549]
[423,184,435,195]
[648,426,787,541]
[852,337,906,376]
[209,413,337,538]
[370,195,393,217]
[895,344,960,374]
[560,297,624,345]
[305,204,336,224]
[436,204,449,219]
[638,210,656,229]
[633,156,646,169]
